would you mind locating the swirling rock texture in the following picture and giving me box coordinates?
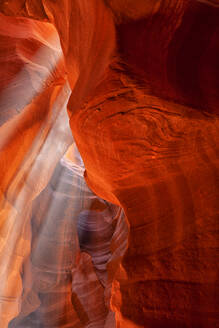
[0,0,218,328]
[8,155,128,328]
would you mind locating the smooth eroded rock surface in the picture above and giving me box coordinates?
[0,1,218,327]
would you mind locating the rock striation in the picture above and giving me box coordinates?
[0,1,218,327]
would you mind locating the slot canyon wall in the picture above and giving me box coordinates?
[0,0,218,327]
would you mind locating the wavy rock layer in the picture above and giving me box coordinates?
[9,156,128,328]
[74,64,219,328]
[0,0,218,328]
[70,2,219,327]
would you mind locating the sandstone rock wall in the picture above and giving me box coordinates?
[0,1,218,327]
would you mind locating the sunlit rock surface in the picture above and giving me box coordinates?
[0,0,218,327]
[8,155,128,328]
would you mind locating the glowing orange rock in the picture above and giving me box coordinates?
[0,1,218,327]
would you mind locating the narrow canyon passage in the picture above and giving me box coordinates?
[8,148,128,328]
[0,1,218,327]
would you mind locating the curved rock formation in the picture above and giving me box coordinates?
[0,0,218,327]
[8,151,128,328]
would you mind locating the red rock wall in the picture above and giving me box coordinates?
[0,0,218,327]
